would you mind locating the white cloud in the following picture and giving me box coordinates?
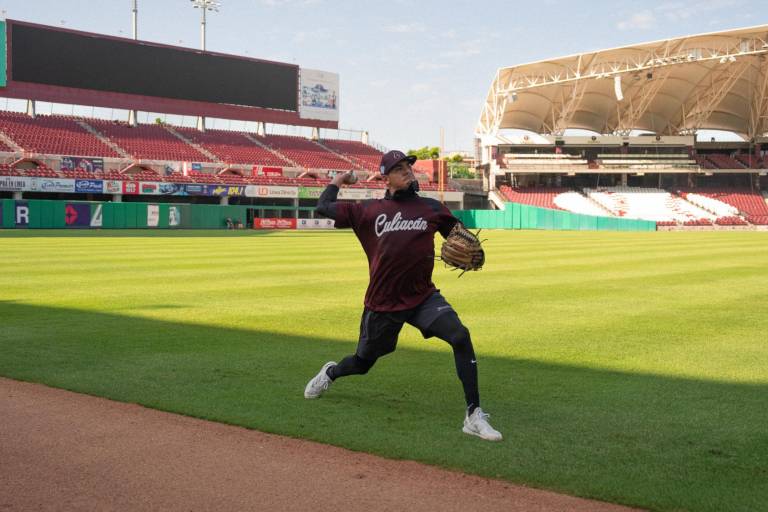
[616,11,656,30]
[410,83,432,93]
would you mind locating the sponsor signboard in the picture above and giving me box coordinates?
[262,166,283,177]
[338,188,385,200]
[191,163,203,171]
[159,183,187,196]
[209,185,246,197]
[244,185,298,198]
[147,204,160,227]
[31,177,76,193]
[168,206,181,227]
[75,179,104,194]
[252,217,297,230]
[297,186,324,199]
[299,68,340,122]
[297,218,335,230]
[60,156,104,173]
[184,184,207,196]
[64,203,91,227]
[122,181,140,195]
[103,180,122,194]
[0,176,30,191]
[140,182,161,195]
[15,201,29,227]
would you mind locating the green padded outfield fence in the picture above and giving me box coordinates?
[453,202,656,231]
[0,199,655,231]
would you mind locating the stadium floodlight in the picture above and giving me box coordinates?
[190,0,221,51]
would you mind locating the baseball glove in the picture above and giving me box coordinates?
[440,223,485,276]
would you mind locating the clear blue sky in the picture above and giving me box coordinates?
[0,0,763,151]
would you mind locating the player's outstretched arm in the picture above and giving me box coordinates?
[316,171,357,220]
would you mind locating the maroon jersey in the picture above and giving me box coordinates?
[335,193,457,312]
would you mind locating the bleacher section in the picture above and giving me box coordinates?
[0,111,120,157]
[320,139,384,173]
[176,127,288,167]
[678,188,768,225]
[259,135,355,170]
[552,191,611,217]
[498,186,571,209]
[584,187,715,223]
[86,120,212,162]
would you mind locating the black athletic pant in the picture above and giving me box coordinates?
[327,312,480,413]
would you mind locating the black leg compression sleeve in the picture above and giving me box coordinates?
[327,354,376,381]
[427,313,480,412]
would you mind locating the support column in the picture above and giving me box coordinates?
[128,110,138,127]
[361,131,369,144]
[112,194,123,203]
[311,127,319,140]
[25,100,36,118]
[197,116,206,132]
[256,122,266,136]
[12,191,22,200]
[220,196,229,205]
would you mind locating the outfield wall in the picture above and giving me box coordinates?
[1,199,654,231]
[454,203,656,231]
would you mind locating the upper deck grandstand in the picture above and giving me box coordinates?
[477,25,768,227]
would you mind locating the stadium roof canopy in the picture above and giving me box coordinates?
[477,25,768,140]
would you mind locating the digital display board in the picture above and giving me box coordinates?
[9,22,298,111]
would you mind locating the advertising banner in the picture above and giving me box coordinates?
[61,156,104,173]
[209,185,246,197]
[122,181,140,195]
[31,177,76,193]
[15,201,29,227]
[90,204,103,227]
[168,206,181,227]
[262,166,283,177]
[159,183,187,196]
[299,68,340,122]
[147,204,160,227]
[244,185,298,198]
[0,176,30,191]
[139,182,161,195]
[103,180,122,194]
[184,184,207,196]
[338,188,384,200]
[75,179,104,194]
[253,217,297,230]
[297,186,324,199]
[64,203,91,227]
[297,218,335,230]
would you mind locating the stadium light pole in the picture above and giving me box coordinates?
[190,0,220,52]
[131,0,138,40]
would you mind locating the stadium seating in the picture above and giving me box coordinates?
[498,186,571,209]
[258,135,355,170]
[583,186,714,223]
[501,153,588,171]
[87,120,211,162]
[176,127,289,167]
[734,153,764,169]
[704,153,745,169]
[552,191,611,216]
[0,111,121,157]
[678,188,768,225]
[597,153,698,170]
[320,139,384,173]
[0,138,14,152]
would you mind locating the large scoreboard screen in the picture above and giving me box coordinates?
[9,21,298,111]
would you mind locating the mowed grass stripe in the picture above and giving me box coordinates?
[1,229,767,512]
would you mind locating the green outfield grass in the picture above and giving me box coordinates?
[1,229,767,511]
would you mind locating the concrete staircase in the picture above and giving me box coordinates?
[0,132,23,152]
[77,120,131,159]
[242,133,297,168]
[163,126,221,163]
[488,189,507,210]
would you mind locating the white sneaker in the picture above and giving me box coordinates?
[463,407,503,441]
[304,361,336,399]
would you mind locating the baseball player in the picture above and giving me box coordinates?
[303,150,502,441]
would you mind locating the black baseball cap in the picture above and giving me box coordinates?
[380,150,417,175]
